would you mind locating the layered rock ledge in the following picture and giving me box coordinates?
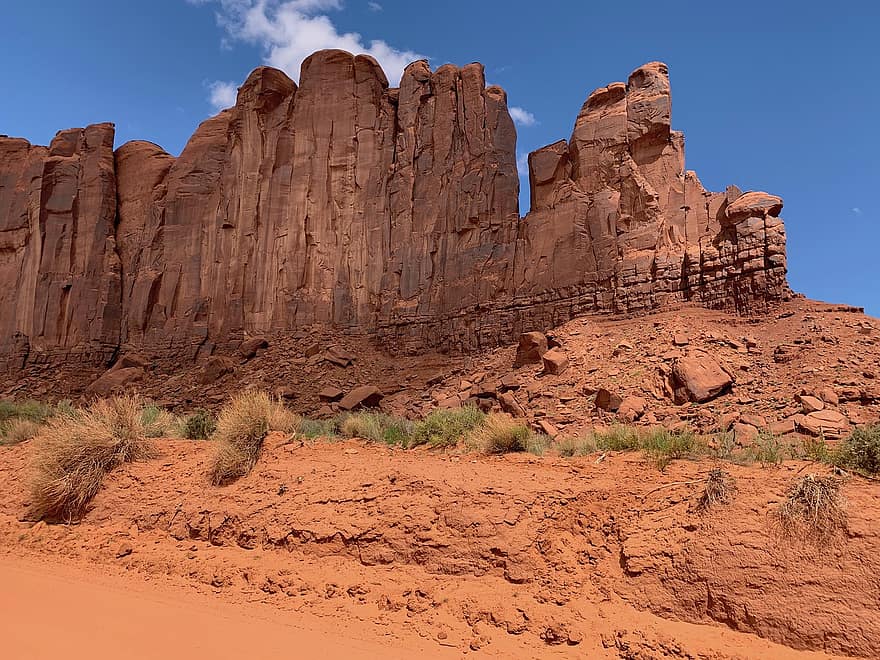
[0,51,788,369]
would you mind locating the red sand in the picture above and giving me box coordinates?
[2,435,875,658]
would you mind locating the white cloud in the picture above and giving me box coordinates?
[852,207,863,216]
[516,151,529,178]
[509,106,537,127]
[367,1,382,10]
[208,80,239,110]
[197,0,423,86]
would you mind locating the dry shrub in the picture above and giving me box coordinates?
[1,418,42,446]
[28,396,153,522]
[209,391,295,485]
[471,414,535,454]
[775,473,847,543]
[695,468,736,512]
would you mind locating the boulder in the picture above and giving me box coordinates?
[318,386,344,403]
[671,356,732,403]
[198,356,235,385]
[725,191,784,220]
[338,385,383,411]
[769,418,797,436]
[514,332,548,367]
[595,389,623,412]
[499,391,526,417]
[111,353,151,371]
[797,394,825,414]
[537,420,559,438]
[617,396,647,422]
[86,367,145,396]
[239,336,269,359]
[542,349,569,376]
[732,422,759,445]
[797,410,850,438]
[324,346,355,368]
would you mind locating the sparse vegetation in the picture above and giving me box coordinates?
[1,399,56,445]
[749,431,785,467]
[833,424,880,475]
[800,434,831,463]
[554,434,597,457]
[591,425,641,451]
[141,405,179,438]
[209,391,294,485]
[339,411,414,446]
[181,409,217,440]
[297,417,340,439]
[0,418,41,446]
[641,427,704,469]
[410,406,485,448]
[0,399,54,426]
[562,425,704,468]
[775,473,847,543]
[471,413,539,454]
[28,395,154,522]
[695,468,736,512]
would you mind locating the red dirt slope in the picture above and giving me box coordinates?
[2,434,877,658]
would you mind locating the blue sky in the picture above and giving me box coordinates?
[2,0,877,315]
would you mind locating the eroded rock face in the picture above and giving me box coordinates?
[0,124,121,369]
[0,51,789,369]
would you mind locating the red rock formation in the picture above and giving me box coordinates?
[0,123,120,369]
[0,51,789,369]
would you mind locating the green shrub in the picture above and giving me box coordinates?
[833,424,880,474]
[298,417,340,439]
[471,414,535,454]
[410,406,486,448]
[0,399,54,425]
[340,412,414,446]
[801,434,830,463]
[641,427,704,469]
[592,425,641,451]
[182,409,216,440]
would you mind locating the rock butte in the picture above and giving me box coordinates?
[0,50,788,372]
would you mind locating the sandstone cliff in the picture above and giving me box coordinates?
[0,50,789,368]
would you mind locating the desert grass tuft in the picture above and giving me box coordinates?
[695,468,736,512]
[410,406,486,448]
[641,427,705,469]
[0,399,54,425]
[209,391,294,485]
[141,405,179,438]
[0,418,42,446]
[339,411,414,446]
[591,425,641,452]
[555,434,597,457]
[28,395,153,522]
[471,414,535,454]
[298,417,340,439]
[775,473,847,543]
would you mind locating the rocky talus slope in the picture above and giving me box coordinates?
[1,51,788,372]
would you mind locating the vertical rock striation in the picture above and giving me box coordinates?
[0,51,789,368]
